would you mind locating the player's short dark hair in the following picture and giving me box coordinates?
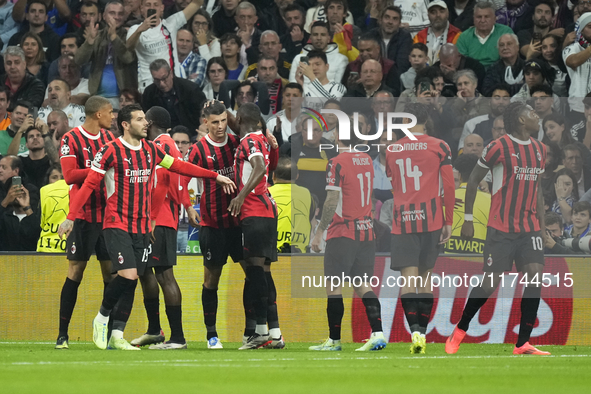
[310,21,329,33]
[381,5,402,20]
[118,104,143,133]
[274,156,295,181]
[503,102,529,135]
[324,0,348,15]
[203,100,227,118]
[411,42,428,55]
[405,103,429,125]
[237,103,261,127]
[573,201,591,216]
[284,82,303,94]
[220,33,242,48]
[530,84,553,97]
[454,154,479,182]
[545,211,562,227]
[24,126,42,139]
[491,83,511,96]
[146,106,171,130]
[85,96,111,117]
[307,50,328,64]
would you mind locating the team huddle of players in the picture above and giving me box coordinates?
[54,95,550,355]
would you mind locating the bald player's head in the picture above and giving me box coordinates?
[463,133,484,156]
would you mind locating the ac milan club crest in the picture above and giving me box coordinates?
[71,243,76,254]
[487,255,493,266]
[118,253,124,264]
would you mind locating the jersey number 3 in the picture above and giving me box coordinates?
[395,158,423,193]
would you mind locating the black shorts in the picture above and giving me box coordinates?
[148,226,177,268]
[66,219,110,261]
[103,228,150,276]
[324,238,376,278]
[483,228,545,272]
[241,217,277,262]
[390,229,443,271]
[200,226,243,268]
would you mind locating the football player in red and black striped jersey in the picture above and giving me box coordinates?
[55,96,116,349]
[229,103,280,350]
[59,104,235,350]
[130,106,191,349]
[385,103,455,354]
[185,101,243,349]
[446,102,550,356]
[310,117,387,352]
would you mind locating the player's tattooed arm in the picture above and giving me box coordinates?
[311,190,339,253]
[461,163,489,239]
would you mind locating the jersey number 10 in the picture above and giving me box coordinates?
[395,158,423,193]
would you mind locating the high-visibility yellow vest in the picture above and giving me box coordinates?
[37,179,69,253]
[269,183,313,253]
[444,184,491,254]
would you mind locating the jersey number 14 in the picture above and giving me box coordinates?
[395,158,423,193]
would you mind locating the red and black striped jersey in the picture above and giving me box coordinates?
[59,126,116,223]
[386,133,455,235]
[186,134,240,228]
[479,134,546,233]
[234,131,277,219]
[325,152,375,242]
[91,137,167,234]
[153,134,184,230]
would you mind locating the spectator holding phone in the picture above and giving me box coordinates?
[0,155,41,251]
[126,0,204,92]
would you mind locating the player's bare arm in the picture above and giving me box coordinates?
[228,155,266,217]
[461,163,489,239]
[58,169,105,239]
[311,190,339,253]
[159,153,237,194]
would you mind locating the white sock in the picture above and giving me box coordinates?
[255,324,268,335]
[95,312,109,325]
[269,328,282,338]
[111,329,123,340]
[372,331,383,337]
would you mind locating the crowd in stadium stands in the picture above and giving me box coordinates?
[2,0,591,254]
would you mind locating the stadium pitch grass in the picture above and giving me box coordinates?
[1,342,590,393]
